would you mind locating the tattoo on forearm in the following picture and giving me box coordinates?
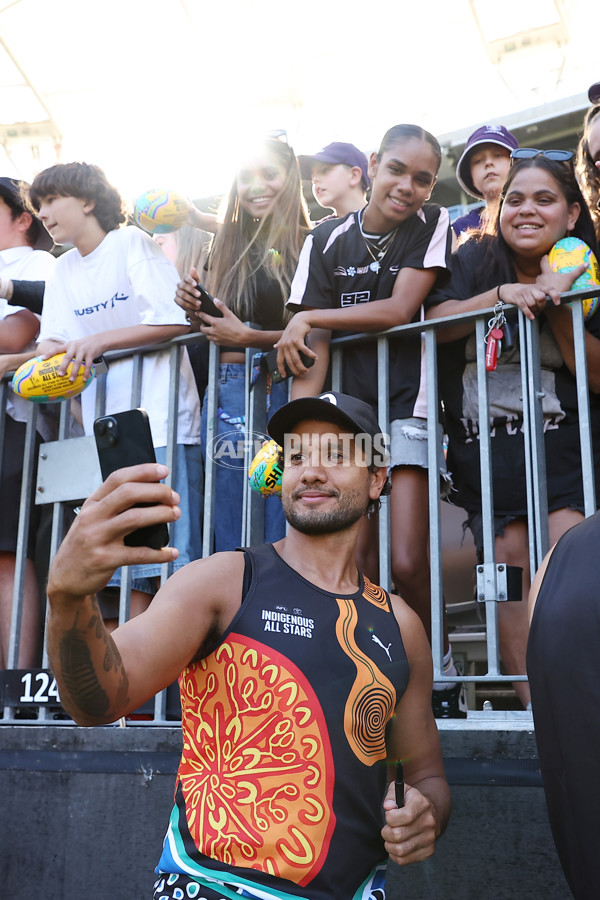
[88,612,123,674]
[60,622,110,718]
[59,610,129,718]
[103,634,124,674]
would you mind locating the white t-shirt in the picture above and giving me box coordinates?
[38,226,200,446]
[0,245,56,428]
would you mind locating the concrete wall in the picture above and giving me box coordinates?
[0,720,570,900]
[391,719,570,899]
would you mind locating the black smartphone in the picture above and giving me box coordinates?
[194,283,224,318]
[264,340,315,383]
[93,408,170,550]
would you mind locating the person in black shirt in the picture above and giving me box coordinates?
[175,135,311,551]
[275,125,463,716]
[528,512,600,899]
[427,151,600,708]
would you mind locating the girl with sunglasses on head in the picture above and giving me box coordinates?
[426,149,600,708]
[575,87,600,244]
[175,135,311,551]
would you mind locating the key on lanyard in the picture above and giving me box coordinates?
[485,327,504,371]
[485,306,506,373]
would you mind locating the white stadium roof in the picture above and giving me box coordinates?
[0,0,598,202]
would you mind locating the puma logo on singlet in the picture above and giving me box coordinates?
[371,634,392,661]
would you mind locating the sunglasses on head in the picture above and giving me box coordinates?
[265,128,295,161]
[510,148,573,163]
[266,129,290,145]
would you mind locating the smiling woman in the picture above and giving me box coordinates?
[174,135,311,552]
[499,162,580,268]
[204,137,309,327]
[236,156,287,220]
[427,152,600,709]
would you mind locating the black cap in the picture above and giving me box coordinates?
[0,177,53,251]
[589,81,600,105]
[267,391,388,464]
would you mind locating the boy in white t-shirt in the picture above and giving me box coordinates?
[29,163,202,622]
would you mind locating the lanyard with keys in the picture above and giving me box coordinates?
[485,301,507,372]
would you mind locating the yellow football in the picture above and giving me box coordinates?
[134,189,190,234]
[248,439,283,496]
[11,353,95,403]
[548,237,600,320]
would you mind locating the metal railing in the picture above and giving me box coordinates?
[1,285,597,724]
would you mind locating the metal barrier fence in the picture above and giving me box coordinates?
[1,285,597,724]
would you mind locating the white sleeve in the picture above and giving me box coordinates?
[2,251,56,317]
[18,250,57,281]
[287,234,315,308]
[126,228,188,326]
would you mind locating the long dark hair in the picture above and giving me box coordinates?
[576,105,600,243]
[481,156,599,283]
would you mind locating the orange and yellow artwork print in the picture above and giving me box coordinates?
[336,585,397,766]
[177,636,335,886]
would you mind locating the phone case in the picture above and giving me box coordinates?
[93,408,169,549]
[264,345,315,383]
[195,283,224,318]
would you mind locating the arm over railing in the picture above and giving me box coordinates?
[1,286,597,724]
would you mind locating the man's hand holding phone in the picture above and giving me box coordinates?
[94,408,173,550]
[47,464,180,603]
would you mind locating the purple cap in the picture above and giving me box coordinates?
[455,125,519,199]
[298,142,370,189]
[589,81,600,105]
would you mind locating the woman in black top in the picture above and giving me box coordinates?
[427,151,600,707]
[176,135,310,551]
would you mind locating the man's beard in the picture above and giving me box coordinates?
[282,487,369,536]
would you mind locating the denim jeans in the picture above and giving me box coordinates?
[201,363,287,551]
